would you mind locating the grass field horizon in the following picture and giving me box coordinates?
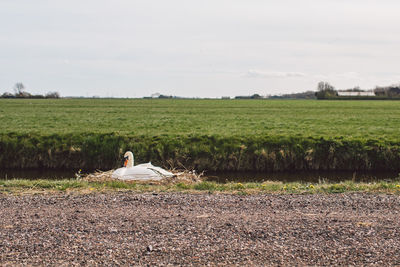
[1,98,400,140]
[1,98,400,172]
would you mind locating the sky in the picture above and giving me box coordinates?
[1,0,400,98]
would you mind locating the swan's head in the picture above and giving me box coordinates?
[123,151,134,168]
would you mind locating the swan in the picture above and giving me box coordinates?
[111,151,175,181]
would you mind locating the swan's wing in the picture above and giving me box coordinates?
[112,167,126,179]
[112,166,163,181]
[136,162,175,177]
[136,162,153,168]
[147,166,175,177]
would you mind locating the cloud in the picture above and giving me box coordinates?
[312,72,361,82]
[333,72,360,79]
[243,70,307,78]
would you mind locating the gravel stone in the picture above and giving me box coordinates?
[1,192,400,266]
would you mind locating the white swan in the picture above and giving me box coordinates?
[111,151,175,181]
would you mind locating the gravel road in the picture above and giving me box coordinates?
[1,192,400,266]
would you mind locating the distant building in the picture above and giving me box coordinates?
[337,91,375,97]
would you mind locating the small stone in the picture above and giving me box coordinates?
[147,245,153,252]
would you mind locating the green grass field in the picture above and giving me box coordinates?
[1,98,400,171]
[1,98,400,140]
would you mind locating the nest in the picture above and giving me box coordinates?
[80,169,203,185]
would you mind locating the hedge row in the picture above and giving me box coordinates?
[1,133,400,172]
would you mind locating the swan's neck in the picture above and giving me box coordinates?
[127,156,134,168]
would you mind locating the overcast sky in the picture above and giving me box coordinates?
[1,0,400,98]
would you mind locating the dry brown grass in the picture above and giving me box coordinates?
[81,169,203,185]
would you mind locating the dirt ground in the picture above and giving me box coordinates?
[1,192,400,266]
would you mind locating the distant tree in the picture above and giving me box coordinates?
[317,81,335,91]
[250,94,262,99]
[316,81,337,99]
[13,82,33,98]
[235,95,251,99]
[1,92,15,98]
[45,91,60,99]
[13,83,25,96]
[374,87,386,96]
[374,85,400,97]
[158,94,172,99]
[387,87,400,97]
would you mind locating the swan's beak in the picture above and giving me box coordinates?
[123,156,129,167]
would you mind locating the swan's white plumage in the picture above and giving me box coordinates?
[111,151,174,181]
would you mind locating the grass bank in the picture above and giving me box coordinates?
[1,99,400,172]
[1,179,400,194]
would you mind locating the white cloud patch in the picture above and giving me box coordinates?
[244,70,307,78]
[312,72,360,81]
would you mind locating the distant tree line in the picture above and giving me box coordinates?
[374,86,400,97]
[144,94,178,99]
[235,94,263,99]
[269,91,316,99]
[1,83,60,99]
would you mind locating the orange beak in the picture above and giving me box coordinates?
[124,159,128,167]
